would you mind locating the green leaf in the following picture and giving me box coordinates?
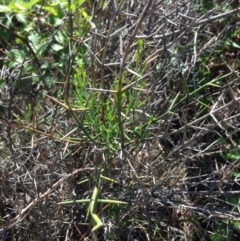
[0,5,11,12]
[58,199,90,205]
[28,32,41,50]
[98,199,128,204]
[51,44,64,52]
[232,41,240,49]
[55,32,66,44]
[16,13,27,24]
[44,5,58,16]
[6,49,25,68]
[15,0,40,10]
[54,18,64,27]
[24,22,35,32]
[70,0,86,11]
[15,2,26,10]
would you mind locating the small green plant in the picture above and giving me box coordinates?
[59,165,127,235]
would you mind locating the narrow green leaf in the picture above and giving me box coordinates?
[91,213,104,231]
[98,199,128,204]
[100,175,119,183]
[88,186,99,216]
[58,199,90,205]
[77,178,89,185]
